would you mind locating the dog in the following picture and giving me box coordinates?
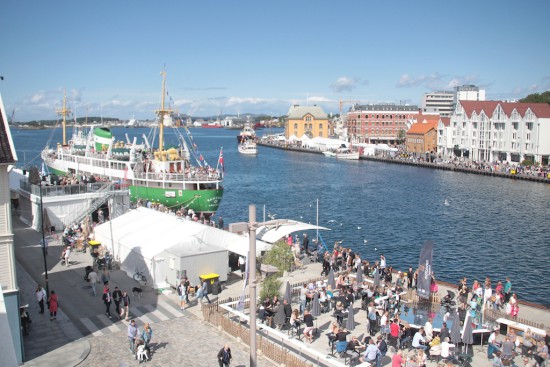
[135,344,149,363]
[132,287,143,298]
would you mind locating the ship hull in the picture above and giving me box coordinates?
[129,185,223,214]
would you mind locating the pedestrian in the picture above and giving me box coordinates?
[102,286,112,318]
[302,233,309,255]
[20,306,31,336]
[198,278,211,304]
[112,286,122,316]
[217,344,232,367]
[177,280,187,310]
[35,284,46,314]
[48,290,58,321]
[88,269,99,296]
[141,323,153,348]
[183,277,191,304]
[127,319,138,354]
[120,291,130,321]
[238,256,246,279]
[101,268,110,285]
[218,216,224,230]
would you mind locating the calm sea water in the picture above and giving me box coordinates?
[11,126,550,306]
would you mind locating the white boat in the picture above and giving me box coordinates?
[322,151,336,157]
[238,141,257,155]
[336,148,360,160]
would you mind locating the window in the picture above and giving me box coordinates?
[319,123,323,130]
[305,116,312,122]
[294,123,298,129]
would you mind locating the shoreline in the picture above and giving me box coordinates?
[257,141,550,184]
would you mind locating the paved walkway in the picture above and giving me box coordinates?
[15,219,550,366]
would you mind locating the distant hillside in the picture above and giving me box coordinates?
[12,117,121,126]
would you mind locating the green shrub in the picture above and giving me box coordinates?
[261,240,293,276]
[260,275,282,301]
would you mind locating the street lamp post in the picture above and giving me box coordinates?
[248,204,257,367]
[39,180,50,297]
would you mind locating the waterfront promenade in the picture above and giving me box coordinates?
[18,232,550,366]
[257,141,550,184]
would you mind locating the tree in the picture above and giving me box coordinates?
[396,129,406,144]
[519,91,550,105]
[261,240,293,276]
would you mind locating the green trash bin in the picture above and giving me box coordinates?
[199,273,220,294]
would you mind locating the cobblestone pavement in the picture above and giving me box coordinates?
[79,313,274,367]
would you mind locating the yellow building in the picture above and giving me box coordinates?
[286,105,329,139]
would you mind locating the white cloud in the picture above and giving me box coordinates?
[397,73,480,91]
[307,96,332,103]
[330,76,367,93]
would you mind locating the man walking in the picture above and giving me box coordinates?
[302,233,309,255]
[88,269,99,296]
[64,245,71,266]
[120,291,131,321]
[127,319,138,354]
[35,284,46,314]
[112,286,123,316]
[199,278,211,304]
[103,286,112,318]
[177,280,187,310]
[217,344,232,367]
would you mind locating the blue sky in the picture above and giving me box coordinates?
[1,0,549,121]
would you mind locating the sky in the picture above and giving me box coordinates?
[1,0,549,121]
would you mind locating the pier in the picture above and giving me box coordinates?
[257,141,550,184]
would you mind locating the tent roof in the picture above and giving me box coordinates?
[256,220,330,244]
[94,207,270,258]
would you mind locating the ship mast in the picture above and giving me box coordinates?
[156,70,173,151]
[56,90,71,145]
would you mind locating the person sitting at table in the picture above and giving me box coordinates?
[289,309,301,335]
[336,327,350,342]
[522,328,536,357]
[302,309,315,343]
[347,335,365,365]
[345,288,355,310]
[336,274,345,289]
[412,327,427,351]
[493,351,505,367]
[439,322,450,343]
[501,336,515,360]
[534,339,548,367]
[440,337,454,361]
[334,301,345,325]
[488,329,501,359]
[327,322,339,346]
[359,338,379,365]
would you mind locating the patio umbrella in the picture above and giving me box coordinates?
[356,266,363,284]
[450,311,462,345]
[311,292,321,317]
[284,281,292,304]
[328,268,336,289]
[346,305,355,330]
[374,269,381,288]
[461,313,474,354]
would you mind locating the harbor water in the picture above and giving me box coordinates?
[11,126,550,306]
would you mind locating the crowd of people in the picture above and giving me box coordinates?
[255,237,550,367]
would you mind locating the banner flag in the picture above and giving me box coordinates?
[417,241,434,300]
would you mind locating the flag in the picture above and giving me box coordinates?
[199,154,203,161]
[417,241,434,300]
[218,148,225,172]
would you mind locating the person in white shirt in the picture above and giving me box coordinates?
[424,319,433,342]
[440,337,453,359]
[412,327,427,350]
[483,284,493,305]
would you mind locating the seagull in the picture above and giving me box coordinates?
[444,199,450,206]
[357,226,362,230]
[363,239,368,243]
[340,223,343,226]
[327,219,337,223]
[374,247,377,251]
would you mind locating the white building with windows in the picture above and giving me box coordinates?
[437,100,550,165]
[423,85,485,117]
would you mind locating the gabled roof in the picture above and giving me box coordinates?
[287,105,328,120]
[439,117,450,127]
[459,100,550,119]
[407,121,438,134]
[0,93,17,164]
[416,114,440,125]
[459,100,500,119]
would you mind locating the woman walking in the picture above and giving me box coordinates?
[48,290,58,321]
[141,323,153,348]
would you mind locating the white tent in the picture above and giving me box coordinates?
[299,134,311,141]
[256,220,329,244]
[94,207,271,288]
[307,137,348,151]
[288,134,299,142]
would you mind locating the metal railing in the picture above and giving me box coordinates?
[20,181,128,198]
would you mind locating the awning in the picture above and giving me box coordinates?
[255,220,329,244]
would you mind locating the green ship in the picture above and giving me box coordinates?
[41,72,224,215]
